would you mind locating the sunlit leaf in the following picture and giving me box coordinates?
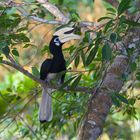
[98,16,113,22]
[107,8,116,13]
[115,93,129,104]
[80,50,86,67]
[74,55,80,68]
[104,20,114,33]
[111,94,121,107]
[32,67,40,78]
[71,75,82,89]
[0,57,3,63]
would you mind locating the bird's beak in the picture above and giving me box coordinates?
[53,27,81,43]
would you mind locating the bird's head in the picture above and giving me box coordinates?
[49,27,81,55]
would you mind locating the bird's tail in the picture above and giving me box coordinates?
[39,86,53,122]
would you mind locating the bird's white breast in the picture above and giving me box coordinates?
[47,73,57,81]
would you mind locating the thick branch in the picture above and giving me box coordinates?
[1,60,92,93]
[2,60,43,84]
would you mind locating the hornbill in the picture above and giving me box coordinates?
[39,27,81,122]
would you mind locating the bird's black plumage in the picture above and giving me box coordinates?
[40,36,66,83]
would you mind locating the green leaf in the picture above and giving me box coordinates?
[2,46,10,56]
[0,41,9,49]
[23,44,30,48]
[98,16,113,22]
[41,45,49,53]
[60,76,77,89]
[130,62,137,72]
[86,46,98,66]
[117,0,131,16]
[0,93,16,115]
[12,49,19,56]
[74,55,80,68]
[58,0,64,5]
[83,31,90,43]
[104,20,113,33]
[11,13,21,18]
[0,57,3,63]
[86,40,100,66]
[107,12,116,16]
[0,98,8,116]
[115,93,129,104]
[136,72,140,81]
[102,43,112,61]
[111,94,121,107]
[124,19,140,27]
[129,98,136,106]
[110,33,117,43]
[31,67,40,78]
[17,26,28,32]
[12,33,30,42]
[70,10,80,22]
[107,8,116,13]
[71,75,82,89]
[81,50,86,67]
[119,15,126,23]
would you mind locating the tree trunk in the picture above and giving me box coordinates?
[78,55,129,140]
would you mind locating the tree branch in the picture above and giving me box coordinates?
[1,60,93,93]
[36,0,69,23]
[0,1,99,28]
[2,60,43,84]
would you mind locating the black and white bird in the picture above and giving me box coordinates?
[39,27,81,122]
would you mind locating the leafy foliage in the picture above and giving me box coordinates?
[0,0,140,140]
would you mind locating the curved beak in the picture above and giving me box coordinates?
[53,27,81,43]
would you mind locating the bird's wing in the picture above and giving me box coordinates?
[40,59,52,80]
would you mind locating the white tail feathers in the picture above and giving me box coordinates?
[39,86,53,122]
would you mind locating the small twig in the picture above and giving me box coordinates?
[7,55,16,64]
[67,70,89,73]
[27,23,43,33]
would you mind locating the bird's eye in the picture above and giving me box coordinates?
[54,37,60,46]
[54,37,59,43]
